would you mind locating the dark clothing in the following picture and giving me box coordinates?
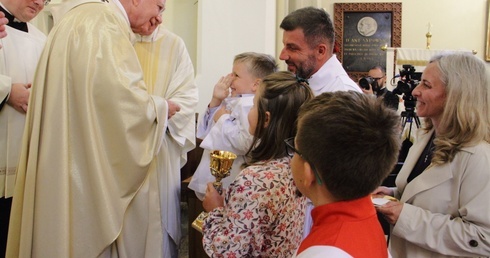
[407,133,435,183]
[377,87,399,111]
[0,6,28,32]
[0,197,12,258]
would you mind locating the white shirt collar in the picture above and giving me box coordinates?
[308,54,340,84]
[306,54,361,95]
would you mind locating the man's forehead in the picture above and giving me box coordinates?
[283,28,305,38]
[369,68,383,76]
[283,29,307,44]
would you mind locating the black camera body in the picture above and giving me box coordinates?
[359,76,380,92]
[392,64,422,112]
[392,64,421,96]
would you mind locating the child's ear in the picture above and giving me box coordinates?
[264,111,270,128]
[296,160,316,196]
[252,79,261,92]
[303,161,317,186]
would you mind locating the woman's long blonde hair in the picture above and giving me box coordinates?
[425,53,490,164]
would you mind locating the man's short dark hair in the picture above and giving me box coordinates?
[297,91,401,200]
[280,7,334,49]
[369,65,386,75]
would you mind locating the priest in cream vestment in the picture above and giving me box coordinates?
[6,0,175,257]
[134,24,198,257]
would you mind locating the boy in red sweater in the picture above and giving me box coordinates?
[287,91,400,257]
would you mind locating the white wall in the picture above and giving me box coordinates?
[192,0,277,114]
[32,0,490,115]
[164,0,198,72]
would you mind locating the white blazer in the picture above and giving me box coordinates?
[390,129,490,257]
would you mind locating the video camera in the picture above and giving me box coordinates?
[392,64,421,96]
[392,64,422,112]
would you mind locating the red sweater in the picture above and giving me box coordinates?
[297,195,388,258]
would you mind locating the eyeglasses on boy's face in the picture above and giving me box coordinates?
[284,137,322,185]
[284,137,302,157]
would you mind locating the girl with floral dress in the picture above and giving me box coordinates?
[202,71,314,257]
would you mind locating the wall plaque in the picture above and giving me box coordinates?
[334,3,402,81]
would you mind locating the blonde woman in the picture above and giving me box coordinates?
[375,53,490,257]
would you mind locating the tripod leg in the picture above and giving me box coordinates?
[401,117,407,132]
[415,116,421,128]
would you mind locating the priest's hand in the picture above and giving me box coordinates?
[7,83,31,113]
[167,99,180,119]
[203,182,224,212]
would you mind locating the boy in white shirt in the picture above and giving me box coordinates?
[189,52,277,200]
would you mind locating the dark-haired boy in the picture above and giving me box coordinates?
[289,91,400,257]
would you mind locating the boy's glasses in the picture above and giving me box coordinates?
[284,137,322,185]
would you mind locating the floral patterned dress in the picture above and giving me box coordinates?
[203,156,307,257]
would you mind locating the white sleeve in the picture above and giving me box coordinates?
[0,45,12,103]
[199,98,253,155]
[295,246,353,258]
[196,105,220,139]
[0,74,11,103]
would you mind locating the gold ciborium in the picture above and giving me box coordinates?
[192,150,237,233]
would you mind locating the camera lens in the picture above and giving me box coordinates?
[359,77,374,90]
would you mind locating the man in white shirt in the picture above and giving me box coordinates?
[279,7,361,96]
[279,6,362,239]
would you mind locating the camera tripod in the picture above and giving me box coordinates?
[398,98,420,163]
